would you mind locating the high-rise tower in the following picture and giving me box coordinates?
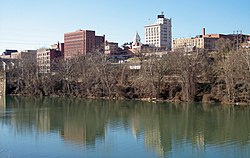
[145,13,172,50]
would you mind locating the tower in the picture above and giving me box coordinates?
[132,32,142,49]
[145,13,172,50]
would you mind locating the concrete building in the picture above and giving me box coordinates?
[37,48,63,73]
[0,49,18,59]
[1,50,37,62]
[145,13,172,50]
[11,50,37,60]
[173,28,250,52]
[64,30,105,59]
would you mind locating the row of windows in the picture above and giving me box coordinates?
[65,43,83,47]
[146,39,160,42]
[38,60,50,64]
[146,41,160,45]
[65,39,84,43]
[37,53,50,57]
[66,50,84,53]
[146,36,160,39]
[65,33,84,38]
[145,33,160,36]
[145,27,160,32]
[65,41,94,45]
[38,56,50,60]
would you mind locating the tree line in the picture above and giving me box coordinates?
[5,41,250,104]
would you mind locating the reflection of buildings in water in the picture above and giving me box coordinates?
[195,132,206,157]
[9,105,51,134]
[144,127,164,158]
[36,108,51,133]
[131,116,141,140]
[59,118,106,146]
[131,109,167,158]
[196,132,205,149]
[0,96,6,110]
[60,120,86,145]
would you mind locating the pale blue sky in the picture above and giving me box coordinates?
[0,0,250,53]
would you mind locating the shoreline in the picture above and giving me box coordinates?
[6,94,250,106]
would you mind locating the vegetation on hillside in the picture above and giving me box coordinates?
[5,43,250,104]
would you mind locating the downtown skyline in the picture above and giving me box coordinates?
[0,0,250,53]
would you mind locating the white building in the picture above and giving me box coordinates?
[37,48,52,73]
[145,14,172,50]
[37,48,62,73]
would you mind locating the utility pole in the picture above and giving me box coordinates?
[234,30,243,51]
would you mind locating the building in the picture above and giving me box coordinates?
[37,48,63,73]
[0,50,37,62]
[173,28,250,52]
[11,50,37,60]
[0,49,18,59]
[64,30,105,59]
[2,49,18,56]
[129,32,159,54]
[105,41,119,55]
[241,36,250,48]
[128,32,143,53]
[95,35,105,52]
[132,32,142,49]
[145,13,172,50]
[51,42,64,57]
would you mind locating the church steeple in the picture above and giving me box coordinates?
[134,32,141,43]
[132,32,142,49]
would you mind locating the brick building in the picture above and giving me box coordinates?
[105,41,119,55]
[173,28,249,52]
[64,30,105,59]
[51,42,64,58]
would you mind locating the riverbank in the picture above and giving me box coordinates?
[5,50,250,105]
[7,91,250,106]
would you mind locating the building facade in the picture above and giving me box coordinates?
[51,42,64,57]
[37,48,63,73]
[64,30,105,59]
[0,50,18,59]
[145,14,172,50]
[11,50,37,60]
[95,35,105,52]
[105,41,119,55]
[132,32,142,49]
[173,28,250,52]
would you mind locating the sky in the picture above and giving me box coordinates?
[0,0,250,53]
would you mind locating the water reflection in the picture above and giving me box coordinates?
[0,96,6,109]
[2,96,250,158]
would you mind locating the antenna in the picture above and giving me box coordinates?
[161,11,164,15]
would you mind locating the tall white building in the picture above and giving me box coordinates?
[145,14,172,50]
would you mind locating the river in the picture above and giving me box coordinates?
[0,96,249,158]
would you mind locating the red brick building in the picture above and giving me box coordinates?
[95,35,105,52]
[64,30,105,59]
